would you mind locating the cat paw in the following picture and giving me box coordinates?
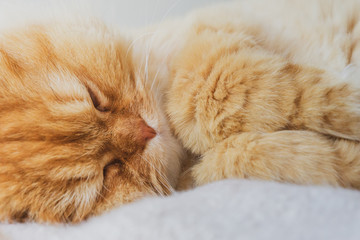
[191,134,258,186]
[191,132,342,187]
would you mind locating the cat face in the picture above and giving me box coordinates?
[0,20,183,223]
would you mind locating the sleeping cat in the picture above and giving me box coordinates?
[167,0,360,188]
[0,21,184,222]
[1,0,360,223]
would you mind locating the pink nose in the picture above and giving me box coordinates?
[139,121,157,144]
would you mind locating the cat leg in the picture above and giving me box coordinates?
[192,131,360,189]
[168,29,360,155]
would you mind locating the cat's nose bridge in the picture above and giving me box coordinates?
[111,117,156,153]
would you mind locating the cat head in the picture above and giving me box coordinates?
[0,20,183,222]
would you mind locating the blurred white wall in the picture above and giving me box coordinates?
[89,0,232,27]
[0,0,231,30]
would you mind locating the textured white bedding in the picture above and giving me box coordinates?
[1,179,360,240]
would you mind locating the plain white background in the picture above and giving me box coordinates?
[0,0,231,29]
[87,0,232,27]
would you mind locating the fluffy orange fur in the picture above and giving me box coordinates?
[166,0,360,189]
[2,0,360,223]
[0,21,183,223]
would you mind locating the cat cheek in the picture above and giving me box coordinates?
[92,163,148,215]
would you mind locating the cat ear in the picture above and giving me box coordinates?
[86,81,110,112]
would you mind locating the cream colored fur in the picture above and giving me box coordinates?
[133,0,360,189]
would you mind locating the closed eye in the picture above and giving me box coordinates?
[86,82,110,112]
[104,159,123,170]
[103,159,124,178]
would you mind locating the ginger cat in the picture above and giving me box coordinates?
[166,0,360,188]
[0,21,183,223]
[1,0,360,223]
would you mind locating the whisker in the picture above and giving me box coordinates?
[131,157,166,197]
[144,49,150,85]
[160,0,183,23]
[102,184,110,193]
[122,160,162,197]
[95,189,112,206]
[136,153,175,195]
[125,31,156,58]
[143,0,183,93]
[150,65,162,92]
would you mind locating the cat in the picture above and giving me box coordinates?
[166,0,360,188]
[0,20,184,223]
[1,0,360,223]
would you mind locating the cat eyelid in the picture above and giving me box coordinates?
[85,81,110,112]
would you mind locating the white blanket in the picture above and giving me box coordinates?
[1,179,359,240]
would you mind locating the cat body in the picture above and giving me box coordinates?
[1,0,360,223]
[147,0,360,188]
